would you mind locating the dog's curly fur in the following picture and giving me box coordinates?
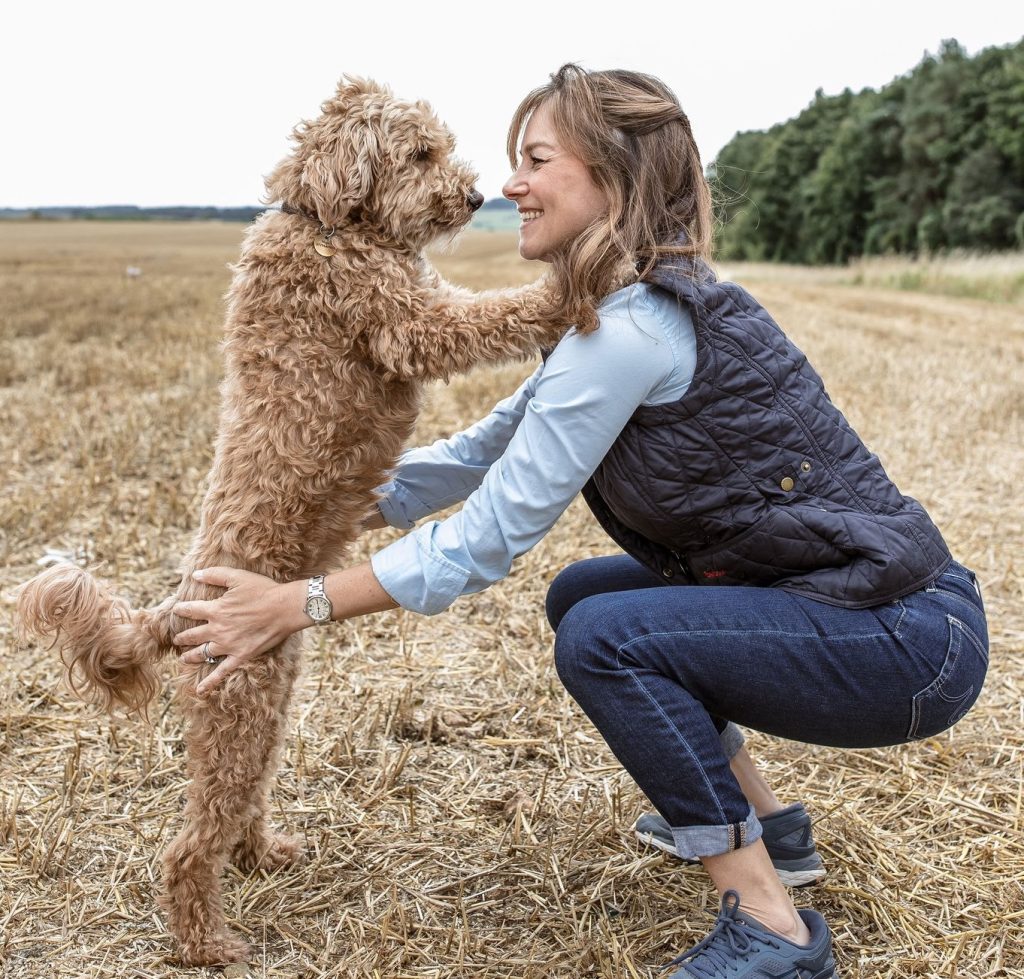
[16,76,565,966]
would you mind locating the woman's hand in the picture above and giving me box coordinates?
[173,561,398,696]
[174,568,307,695]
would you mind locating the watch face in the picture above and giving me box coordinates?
[306,597,331,622]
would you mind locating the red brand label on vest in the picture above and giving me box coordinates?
[703,569,727,578]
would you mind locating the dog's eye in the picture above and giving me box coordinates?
[414,147,432,164]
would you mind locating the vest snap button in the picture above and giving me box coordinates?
[663,568,674,578]
[780,476,795,491]
[801,460,812,472]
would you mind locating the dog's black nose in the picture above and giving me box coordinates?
[467,190,484,212]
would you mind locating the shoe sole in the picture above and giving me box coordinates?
[635,830,827,888]
[775,865,827,888]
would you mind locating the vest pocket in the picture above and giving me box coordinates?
[906,615,987,740]
[685,506,851,586]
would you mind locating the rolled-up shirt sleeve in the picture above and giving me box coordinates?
[375,365,543,529]
[371,294,681,614]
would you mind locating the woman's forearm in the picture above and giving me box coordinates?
[277,561,399,633]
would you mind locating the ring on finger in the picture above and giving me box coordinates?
[202,640,218,665]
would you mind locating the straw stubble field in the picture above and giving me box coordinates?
[0,222,1021,978]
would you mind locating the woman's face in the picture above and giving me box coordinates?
[502,102,608,262]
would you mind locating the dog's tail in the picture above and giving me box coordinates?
[16,564,176,715]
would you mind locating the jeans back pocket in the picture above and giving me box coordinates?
[907,614,988,740]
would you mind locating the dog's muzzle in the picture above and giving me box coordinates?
[467,190,484,212]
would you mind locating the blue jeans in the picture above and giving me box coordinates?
[547,556,988,860]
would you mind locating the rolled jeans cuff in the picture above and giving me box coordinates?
[719,722,745,760]
[669,804,763,861]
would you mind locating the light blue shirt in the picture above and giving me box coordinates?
[370,282,697,614]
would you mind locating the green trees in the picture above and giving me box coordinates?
[710,38,1024,262]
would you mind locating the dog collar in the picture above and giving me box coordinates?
[279,202,338,258]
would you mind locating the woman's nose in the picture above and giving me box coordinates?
[502,168,527,200]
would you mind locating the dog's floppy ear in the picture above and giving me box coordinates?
[300,77,387,227]
[302,124,378,228]
[264,76,388,226]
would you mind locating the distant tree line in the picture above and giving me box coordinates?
[0,205,265,222]
[709,38,1024,263]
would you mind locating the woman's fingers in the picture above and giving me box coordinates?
[179,641,220,665]
[196,656,236,696]
[179,639,235,691]
[173,625,208,648]
[192,566,238,588]
[173,599,216,622]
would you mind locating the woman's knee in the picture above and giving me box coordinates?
[547,554,664,632]
[552,596,619,695]
[545,562,587,632]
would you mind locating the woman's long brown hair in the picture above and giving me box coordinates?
[507,64,714,334]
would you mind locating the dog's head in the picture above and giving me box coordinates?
[265,77,482,247]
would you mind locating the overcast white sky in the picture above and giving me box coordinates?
[2,1,1020,208]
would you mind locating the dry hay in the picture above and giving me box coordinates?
[0,223,1021,978]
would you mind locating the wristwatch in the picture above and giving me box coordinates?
[303,574,333,625]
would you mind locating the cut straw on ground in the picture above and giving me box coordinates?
[1,225,1021,977]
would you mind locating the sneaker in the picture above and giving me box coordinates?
[666,890,838,978]
[635,802,826,887]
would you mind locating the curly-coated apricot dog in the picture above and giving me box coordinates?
[17,77,565,966]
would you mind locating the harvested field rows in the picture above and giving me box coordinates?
[1,224,1021,977]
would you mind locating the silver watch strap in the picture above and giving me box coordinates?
[308,574,327,600]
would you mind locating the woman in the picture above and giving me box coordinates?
[172,66,988,977]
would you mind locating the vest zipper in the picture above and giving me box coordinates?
[671,550,694,582]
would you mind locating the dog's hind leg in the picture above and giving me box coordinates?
[230,641,305,873]
[159,641,300,966]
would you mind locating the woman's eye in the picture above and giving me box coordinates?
[530,155,547,167]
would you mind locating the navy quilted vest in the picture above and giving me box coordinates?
[580,259,951,608]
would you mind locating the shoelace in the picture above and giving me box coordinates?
[668,891,781,978]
